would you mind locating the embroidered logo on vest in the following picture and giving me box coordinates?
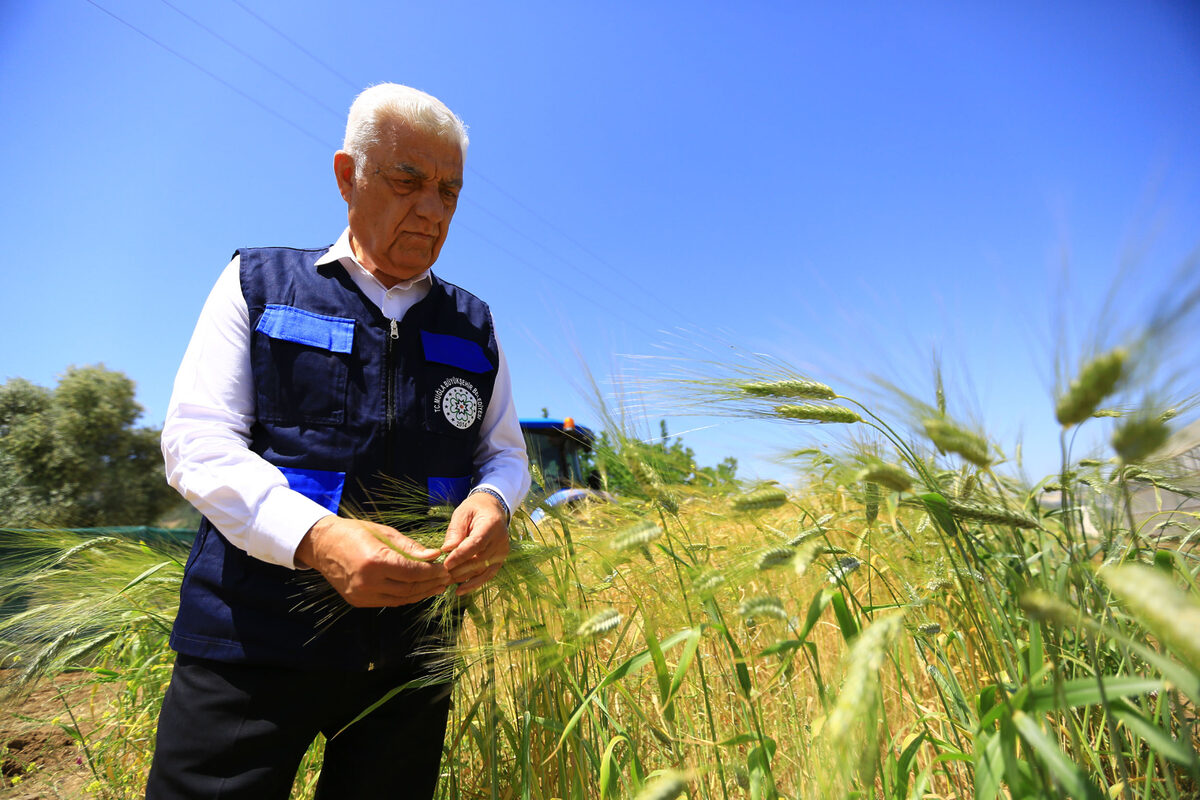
[435,377,484,429]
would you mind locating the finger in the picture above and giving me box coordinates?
[377,558,450,586]
[355,582,451,606]
[455,564,502,596]
[383,579,454,605]
[444,530,508,572]
[447,554,490,583]
[440,505,474,553]
[448,547,510,584]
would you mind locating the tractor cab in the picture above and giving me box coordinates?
[520,418,608,518]
[521,418,595,492]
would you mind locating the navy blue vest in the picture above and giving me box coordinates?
[170,246,499,670]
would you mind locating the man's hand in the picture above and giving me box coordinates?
[441,491,510,596]
[295,515,450,607]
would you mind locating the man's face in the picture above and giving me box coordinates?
[334,121,464,287]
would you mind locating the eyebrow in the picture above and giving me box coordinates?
[385,162,463,189]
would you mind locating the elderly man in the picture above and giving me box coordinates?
[146,84,529,800]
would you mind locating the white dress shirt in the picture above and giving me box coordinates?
[162,229,530,569]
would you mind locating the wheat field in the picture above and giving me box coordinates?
[3,344,1200,799]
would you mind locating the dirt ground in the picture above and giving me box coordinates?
[0,672,105,799]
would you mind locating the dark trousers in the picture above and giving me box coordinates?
[145,653,455,800]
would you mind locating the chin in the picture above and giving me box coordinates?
[392,252,434,274]
[383,260,431,281]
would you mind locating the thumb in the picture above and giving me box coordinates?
[441,505,474,554]
[379,528,442,562]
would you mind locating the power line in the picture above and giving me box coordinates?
[229,0,359,91]
[466,168,694,325]
[83,0,673,339]
[82,0,331,152]
[461,197,671,327]
[455,221,663,341]
[157,0,345,121]
[176,0,668,321]
[227,0,695,329]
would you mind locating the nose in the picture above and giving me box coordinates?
[414,185,447,222]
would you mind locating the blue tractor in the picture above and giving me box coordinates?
[520,418,610,520]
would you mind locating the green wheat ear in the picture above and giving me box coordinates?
[1020,589,1079,625]
[1101,564,1200,670]
[1056,347,1127,426]
[739,595,788,622]
[738,379,836,400]
[691,568,725,596]
[820,612,906,783]
[922,418,991,467]
[732,486,788,511]
[609,519,664,550]
[575,608,622,640]
[775,403,862,423]
[945,499,1039,530]
[857,460,913,493]
[634,771,690,800]
[751,544,794,571]
[1112,409,1170,463]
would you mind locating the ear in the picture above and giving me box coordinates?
[334,151,356,203]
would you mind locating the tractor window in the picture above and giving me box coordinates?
[523,429,589,491]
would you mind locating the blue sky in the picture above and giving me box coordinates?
[2,0,1198,482]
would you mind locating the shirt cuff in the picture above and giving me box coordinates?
[252,485,338,569]
[469,483,512,520]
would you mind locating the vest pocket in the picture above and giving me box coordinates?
[278,466,346,513]
[428,475,471,506]
[253,306,353,425]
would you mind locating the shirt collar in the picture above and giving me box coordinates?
[315,227,433,292]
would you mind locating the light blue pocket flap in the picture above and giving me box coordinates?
[279,466,346,513]
[420,331,492,373]
[428,476,471,506]
[256,305,355,354]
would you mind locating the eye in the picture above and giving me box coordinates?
[440,187,460,203]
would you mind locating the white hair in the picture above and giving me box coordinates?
[342,83,469,174]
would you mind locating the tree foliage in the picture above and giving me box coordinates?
[0,365,177,527]
[590,419,738,496]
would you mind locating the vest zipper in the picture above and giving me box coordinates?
[385,318,399,466]
[374,319,399,673]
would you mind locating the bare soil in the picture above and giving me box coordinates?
[1,672,108,799]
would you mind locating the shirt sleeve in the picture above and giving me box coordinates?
[471,333,532,514]
[161,257,332,569]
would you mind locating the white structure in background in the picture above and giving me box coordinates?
[1128,418,1200,541]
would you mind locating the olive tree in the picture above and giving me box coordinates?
[0,365,177,527]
